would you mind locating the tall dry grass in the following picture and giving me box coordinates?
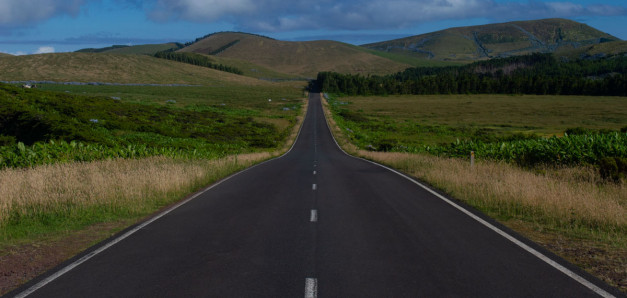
[361,152,626,238]
[0,153,271,237]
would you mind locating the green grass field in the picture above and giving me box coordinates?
[1,82,306,169]
[329,94,627,148]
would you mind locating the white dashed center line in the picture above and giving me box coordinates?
[312,184,317,190]
[305,278,318,298]
[310,210,318,222]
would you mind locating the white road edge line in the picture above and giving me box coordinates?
[305,278,318,298]
[319,94,615,298]
[13,95,313,298]
[310,209,318,222]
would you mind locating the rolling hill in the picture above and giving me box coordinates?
[76,43,183,55]
[0,52,266,85]
[363,18,620,61]
[178,32,411,78]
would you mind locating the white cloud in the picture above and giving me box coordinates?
[149,0,256,22]
[0,0,84,27]
[34,46,55,54]
[143,0,627,32]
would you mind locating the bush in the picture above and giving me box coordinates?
[565,127,589,135]
[0,135,16,146]
[599,157,627,182]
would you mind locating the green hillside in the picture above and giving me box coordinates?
[556,40,627,59]
[363,18,620,62]
[0,52,266,85]
[76,43,183,55]
[179,32,411,78]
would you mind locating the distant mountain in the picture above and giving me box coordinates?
[76,43,183,55]
[0,53,13,57]
[362,18,620,62]
[178,32,411,78]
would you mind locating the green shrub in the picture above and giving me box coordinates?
[0,135,16,146]
[599,157,627,182]
[565,127,589,135]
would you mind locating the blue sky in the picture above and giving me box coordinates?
[1,0,626,55]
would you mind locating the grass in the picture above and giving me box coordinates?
[354,45,467,67]
[197,54,305,80]
[0,83,306,168]
[0,154,271,241]
[35,82,305,113]
[328,94,627,149]
[0,52,266,85]
[320,94,627,291]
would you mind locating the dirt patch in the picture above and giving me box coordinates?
[506,219,627,294]
[0,221,131,295]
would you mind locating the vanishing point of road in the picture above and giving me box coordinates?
[9,93,622,297]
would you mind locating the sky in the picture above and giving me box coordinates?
[0,0,626,55]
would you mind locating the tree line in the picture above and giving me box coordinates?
[153,51,244,75]
[316,53,627,96]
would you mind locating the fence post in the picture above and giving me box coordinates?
[471,151,475,168]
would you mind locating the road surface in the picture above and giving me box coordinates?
[10,93,620,297]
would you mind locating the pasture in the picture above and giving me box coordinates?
[327,94,627,154]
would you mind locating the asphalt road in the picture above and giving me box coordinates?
[10,93,621,297]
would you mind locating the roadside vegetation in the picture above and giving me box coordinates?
[320,93,626,291]
[0,82,305,238]
[0,83,303,168]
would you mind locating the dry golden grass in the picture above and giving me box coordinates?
[361,151,626,234]
[0,153,271,230]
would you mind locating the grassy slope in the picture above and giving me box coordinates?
[103,43,181,55]
[0,52,266,85]
[363,18,620,61]
[197,54,303,80]
[556,40,627,59]
[349,44,468,67]
[180,32,411,78]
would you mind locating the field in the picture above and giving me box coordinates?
[0,83,305,168]
[327,94,627,149]
[321,94,627,291]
